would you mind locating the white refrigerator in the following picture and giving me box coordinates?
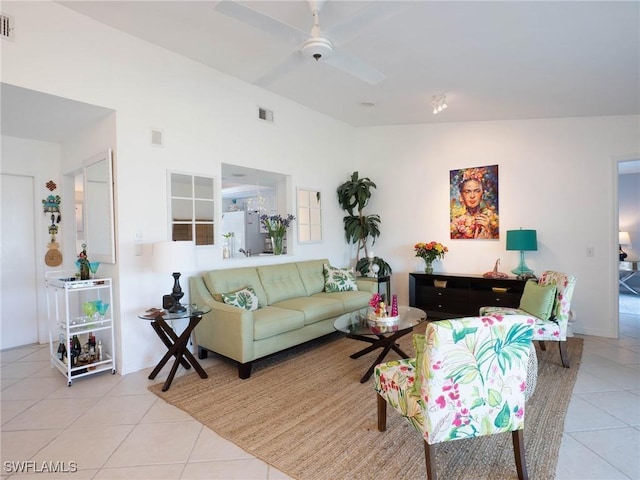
[221,210,266,256]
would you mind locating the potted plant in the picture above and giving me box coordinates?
[336,172,392,276]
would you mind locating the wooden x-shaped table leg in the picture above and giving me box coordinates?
[347,327,413,383]
[148,314,208,391]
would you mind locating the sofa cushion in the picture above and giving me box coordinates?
[296,259,329,296]
[253,306,305,340]
[323,264,358,292]
[313,290,371,311]
[221,286,260,311]
[257,263,307,305]
[272,296,344,325]
[204,267,268,307]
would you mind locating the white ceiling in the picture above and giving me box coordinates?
[55,0,640,127]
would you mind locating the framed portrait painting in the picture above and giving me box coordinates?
[450,165,499,239]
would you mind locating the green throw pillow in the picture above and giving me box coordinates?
[221,285,260,311]
[519,280,557,320]
[323,264,358,293]
[410,334,426,398]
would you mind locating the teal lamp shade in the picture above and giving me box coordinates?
[506,229,537,276]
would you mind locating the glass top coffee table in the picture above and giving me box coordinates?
[334,305,427,383]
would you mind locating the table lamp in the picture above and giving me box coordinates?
[153,240,197,313]
[506,229,538,277]
[619,231,631,261]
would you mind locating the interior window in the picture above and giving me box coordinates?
[170,172,215,245]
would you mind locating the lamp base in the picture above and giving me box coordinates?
[511,251,534,277]
[620,246,628,261]
[168,301,186,313]
[168,272,186,313]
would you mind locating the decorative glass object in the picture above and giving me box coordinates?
[89,262,100,279]
[271,235,284,255]
[424,260,434,274]
[96,302,109,319]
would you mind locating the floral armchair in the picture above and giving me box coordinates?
[480,271,576,368]
[374,315,535,480]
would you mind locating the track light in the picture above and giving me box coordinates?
[431,94,448,115]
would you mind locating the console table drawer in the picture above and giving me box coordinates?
[409,272,526,320]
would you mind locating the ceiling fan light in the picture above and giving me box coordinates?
[301,37,333,61]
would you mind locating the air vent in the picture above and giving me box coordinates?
[258,106,274,123]
[1,13,14,41]
[151,128,164,147]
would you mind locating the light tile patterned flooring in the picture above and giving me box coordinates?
[1,297,639,480]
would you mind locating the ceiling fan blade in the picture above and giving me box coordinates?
[323,49,385,85]
[254,50,305,87]
[214,1,309,45]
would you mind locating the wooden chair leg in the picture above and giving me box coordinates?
[512,430,529,480]
[538,340,547,351]
[559,341,570,368]
[424,440,437,480]
[376,394,387,431]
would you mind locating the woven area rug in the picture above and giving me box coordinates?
[149,325,583,480]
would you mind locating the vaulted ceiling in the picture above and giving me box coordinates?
[57,0,640,127]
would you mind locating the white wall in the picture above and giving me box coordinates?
[354,116,640,338]
[1,1,358,374]
[2,1,638,374]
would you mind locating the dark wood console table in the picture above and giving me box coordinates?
[409,272,527,319]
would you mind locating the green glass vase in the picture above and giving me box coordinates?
[271,235,284,255]
[424,259,434,274]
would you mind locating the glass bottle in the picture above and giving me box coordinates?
[57,334,67,363]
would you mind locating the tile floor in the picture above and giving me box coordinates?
[1,297,639,480]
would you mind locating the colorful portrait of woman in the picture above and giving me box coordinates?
[450,165,499,239]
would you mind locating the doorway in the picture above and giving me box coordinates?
[1,173,39,349]
[617,159,640,334]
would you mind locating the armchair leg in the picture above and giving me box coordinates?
[424,441,437,480]
[559,341,570,368]
[376,394,387,431]
[512,430,529,480]
[538,340,547,351]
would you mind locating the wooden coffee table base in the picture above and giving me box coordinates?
[346,327,413,383]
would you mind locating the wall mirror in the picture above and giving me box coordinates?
[297,188,322,243]
[82,149,116,263]
[221,163,289,257]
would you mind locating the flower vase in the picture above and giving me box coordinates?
[424,259,434,274]
[271,235,284,255]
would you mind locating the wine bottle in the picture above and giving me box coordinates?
[69,339,77,367]
[57,334,67,362]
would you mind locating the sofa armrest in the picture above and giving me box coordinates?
[356,277,379,294]
[189,276,255,363]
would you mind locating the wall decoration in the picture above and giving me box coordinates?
[42,183,63,266]
[450,164,499,239]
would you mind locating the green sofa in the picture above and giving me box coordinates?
[190,259,377,378]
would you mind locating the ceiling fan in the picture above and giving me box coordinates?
[214,0,398,86]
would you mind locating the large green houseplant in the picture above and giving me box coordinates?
[336,171,392,277]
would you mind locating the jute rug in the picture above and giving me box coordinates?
[149,324,583,480]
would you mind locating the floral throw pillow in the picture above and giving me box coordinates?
[323,264,358,293]
[221,285,260,311]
